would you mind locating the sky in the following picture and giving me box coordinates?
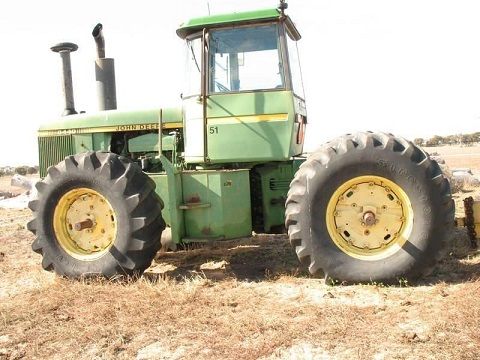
[2,0,480,165]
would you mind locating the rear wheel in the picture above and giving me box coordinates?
[285,132,454,283]
[27,151,165,278]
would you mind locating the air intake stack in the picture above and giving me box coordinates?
[51,42,78,116]
[92,23,117,111]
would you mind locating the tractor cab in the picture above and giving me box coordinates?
[176,7,307,165]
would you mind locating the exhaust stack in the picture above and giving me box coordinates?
[51,42,78,116]
[92,23,117,111]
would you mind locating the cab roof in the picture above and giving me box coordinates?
[176,8,301,40]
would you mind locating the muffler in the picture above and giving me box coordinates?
[92,23,117,111]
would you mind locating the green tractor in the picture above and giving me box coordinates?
[28,3,453,282]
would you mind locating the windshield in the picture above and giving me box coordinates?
[209,24,284,93]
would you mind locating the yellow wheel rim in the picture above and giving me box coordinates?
[53,188,117,261]
[326,176,413,261]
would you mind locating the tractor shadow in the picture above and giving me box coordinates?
[144,229,480,285]
[145,234,309,282]
[421,227,480,285]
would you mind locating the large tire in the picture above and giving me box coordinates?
[27,151,165,278]
[285,132,454,283]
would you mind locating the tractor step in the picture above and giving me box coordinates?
[179,203,211,210]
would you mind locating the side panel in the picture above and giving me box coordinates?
[205,91,296,163]
[150,173,185,243]
[73,134,93,153]
[93,133,112,152]
[181,169,252,239]
[37,107,183,175]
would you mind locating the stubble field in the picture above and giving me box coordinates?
[0,146,479,360]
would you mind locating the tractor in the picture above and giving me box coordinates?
[28,3,454,282]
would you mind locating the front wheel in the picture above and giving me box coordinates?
[285,132,454,283]
[27,151,165,278]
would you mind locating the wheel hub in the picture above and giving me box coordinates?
[53,188,117,260]
[74,218,94,231]
[326,176,413,260]
[362,211,376,226]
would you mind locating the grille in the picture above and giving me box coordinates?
[38,135,74,177]
[269,179,290,191]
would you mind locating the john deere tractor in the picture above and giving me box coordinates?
[28,3,453,282]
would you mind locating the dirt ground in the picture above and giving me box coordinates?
[427,145,480,170]
[1,147,480,360]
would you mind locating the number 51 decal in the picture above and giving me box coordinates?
[209,126,219,134]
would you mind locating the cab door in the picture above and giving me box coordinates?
[205,23,296,163]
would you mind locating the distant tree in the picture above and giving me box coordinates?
[425,135,443,147]
[433,135,444,145]
[413,138,424,146]
[444,135,457,145]
[3,167,14,176]
[461,134,475,145]
[472,132,480,143]
[15,166,27,176]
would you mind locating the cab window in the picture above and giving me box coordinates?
[209,24,284,93]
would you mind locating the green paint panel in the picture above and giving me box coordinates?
[39,107,182,131]
[177,8,280,38]
[181,169,251,239]
[128,133,175,153]
[206,91,296,162]
[150,172,185,244]
[73,134,93,152]
[92,133,112,151]
[254,162,299,232]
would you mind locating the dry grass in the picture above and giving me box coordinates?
[1,210,479,359]
[426,145,480,215]
[1,148,480,359]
